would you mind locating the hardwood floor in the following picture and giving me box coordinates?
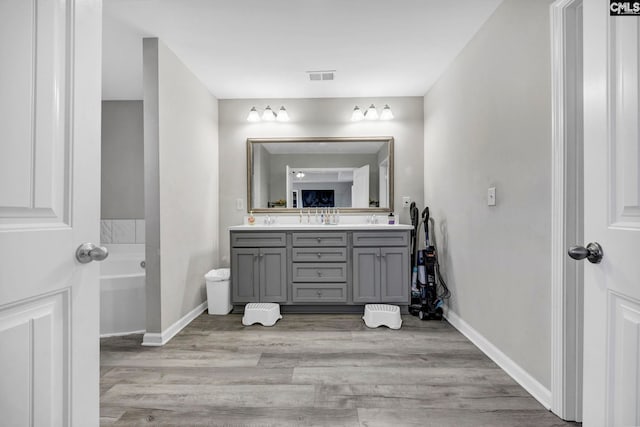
[100,313,579,426]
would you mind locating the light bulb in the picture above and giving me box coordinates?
[380,104,394,120]
[247,106,261,122]
[351,106,364,121]
[296,171,305,179]
[276,106,289,122]
[262,105,276,121]
[365,104,378,120]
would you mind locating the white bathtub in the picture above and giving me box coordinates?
[100,244,146,337]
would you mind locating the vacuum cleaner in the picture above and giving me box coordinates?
[409,205,450,320]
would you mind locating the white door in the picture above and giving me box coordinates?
[352,164,370,208]
[379,159,389,209]
[581,1,640,425]
[0,0,102,425]
[286,165,292,208]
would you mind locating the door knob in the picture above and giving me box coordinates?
[76,243,109,264]
[568,242,603,264]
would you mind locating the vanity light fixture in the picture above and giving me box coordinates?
[351,105,365,121]
[380,104,394,120]
[351,104,394,121]
[247,106,261,122]
[276,106,289,122]
[262,105,276,121]
[365,104,379,120]
[247,105,290,122]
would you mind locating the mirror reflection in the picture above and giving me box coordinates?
[247,137,393,212]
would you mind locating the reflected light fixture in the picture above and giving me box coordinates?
[262,105,276,121]
[247,106,261,122]
[380,104,394,120]
[351,105,365,121]
[295,171,305,179]
[276,106,289,122]
[365,104,379,120]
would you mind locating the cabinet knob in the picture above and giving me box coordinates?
[316,290,322,297]
[317,271,322,276]
[317,237,321,243]
[317,253,322,258]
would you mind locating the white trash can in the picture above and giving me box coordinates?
[205,268,232,315]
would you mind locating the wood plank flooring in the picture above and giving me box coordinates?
[100,313,579,426]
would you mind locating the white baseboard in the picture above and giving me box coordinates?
[100,329,146,338]
[445,309,552,410]
[142,301,207,346]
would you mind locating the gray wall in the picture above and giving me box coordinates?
[143,38,219,333]
[423,0,553,388]
[101,100,144,219]
[218,96,424,265]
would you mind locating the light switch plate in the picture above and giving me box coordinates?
[487,187,496,206]
[236,198,244,210]
[402,196,411,207]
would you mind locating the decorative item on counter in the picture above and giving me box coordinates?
[388,212,395,224]
[247,211,255,225]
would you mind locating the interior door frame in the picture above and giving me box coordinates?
[550,0,584,421]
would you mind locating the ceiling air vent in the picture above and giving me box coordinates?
[307,70,335,81]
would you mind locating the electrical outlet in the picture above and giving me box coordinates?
[236,198,244,210]
[487,187,496,206]
[402,196,411,207]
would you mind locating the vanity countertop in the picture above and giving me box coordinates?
[228,223,413,231]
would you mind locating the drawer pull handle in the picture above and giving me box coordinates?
[317,253,322,258]
[317,237,321,243]
[317,271,322,276]
[316,290,322,296]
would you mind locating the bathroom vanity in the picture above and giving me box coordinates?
[229,224,412,312]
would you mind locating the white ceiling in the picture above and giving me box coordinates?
[102,0,503,100]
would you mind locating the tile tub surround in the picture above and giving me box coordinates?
[101,219,146,244]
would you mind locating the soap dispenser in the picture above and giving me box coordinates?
[247,211,255,225]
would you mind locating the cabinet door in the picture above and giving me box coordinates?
[231,248,259,303]
[353,247,380,303]
[259,247,287,302]
[380,247,410,303]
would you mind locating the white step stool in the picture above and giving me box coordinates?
[363,304,402,329]
[242,303,282,327]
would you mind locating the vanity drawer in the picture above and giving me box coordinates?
[231,232,286,247]
[352,231,409,247]
[292,263,347,282]
[292,232,347,247]
[292,284,347,303]
[292,247,347,262]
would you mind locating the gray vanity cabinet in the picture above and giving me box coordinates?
[231,248,260,302]
[290,232,348,303]
[230,228,410,309]
[231,232,287,303]
[352,231,410,304]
